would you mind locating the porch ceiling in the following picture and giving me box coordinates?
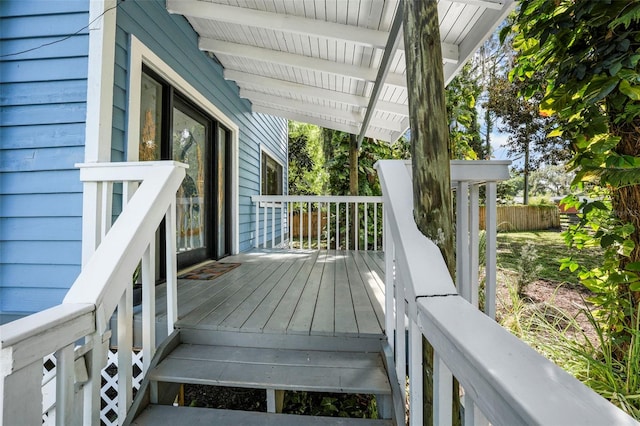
[167,0,514,143]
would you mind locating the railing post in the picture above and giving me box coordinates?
[383,209,394,351]
[254,200,259,248]
[83,332,108,426]
[55,344,75,426]
[2,361,43,425]
[117,286,133,422]
[395,269,406,408]
[433,353,453,425]
[142,240,156,374]
[166,200,178,332]
[485,182,498,319]
[469,183,480,308]
[409,318,423,426]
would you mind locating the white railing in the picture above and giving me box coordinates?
[0,161,186,425]
[377,159,637,426]
[250,195,383,250]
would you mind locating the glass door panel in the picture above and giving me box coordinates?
[173,107,207,256]
[139,73,162,161]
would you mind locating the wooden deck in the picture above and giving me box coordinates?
[140,250,386,348]
[177,250,385,337]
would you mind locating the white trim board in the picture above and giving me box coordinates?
[127,36,240,254]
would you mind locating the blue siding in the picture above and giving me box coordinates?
[0,1,88,315]
[115,0,287,252]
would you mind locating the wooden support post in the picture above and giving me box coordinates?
[402,1,458,424]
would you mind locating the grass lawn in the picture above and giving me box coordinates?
[496,230,603,285]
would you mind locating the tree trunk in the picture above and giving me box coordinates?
[403,1,458,425]
[349,134,359,249]
[523,139,530,205]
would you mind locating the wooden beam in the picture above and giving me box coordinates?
[225,70,409,116]
[451,0,505,10]
[200,38,407,88]
[357,0,404,148]
[246,93,404,133]
[167,0,459,63]
[251,105,394,142]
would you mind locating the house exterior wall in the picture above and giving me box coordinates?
[0,0,287,318]
[0,1,89,317]
[115,0,287,252]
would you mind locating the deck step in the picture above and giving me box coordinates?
[131,405,393,425]
[148,343,391,395]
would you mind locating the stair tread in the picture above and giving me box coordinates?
[149,344,391,394]
[131,405,393,425]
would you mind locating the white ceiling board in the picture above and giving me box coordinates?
[167,0,512,143]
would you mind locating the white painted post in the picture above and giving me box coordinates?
[264,203,268,249]
[409,319,423,426]
[271,203,276,249]
[327,202,331,250]
[434,353,453,425]
[469,184,480,309]
[2,361,43,425]
[299,203,303,249]
[464,393,490,426]
[336,202,340,250]
[364,202,368,251]
[395,269,406,406]
[100,182,113,239]
[485,182,498,319]
[354,202,359,251]
[55,344,75,426]
[384,211,394,350]
[307,201,311,249]
[142,241,156,373]
[456,181,471,301]
[346,202,350,250]
[117,286,133,421]
[288,201,293,249]
[374,203,378,251]
[317,202,321,248]
[166,200,178,332]
[83,332,107,426]
[254,201,259,248]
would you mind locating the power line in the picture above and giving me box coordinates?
[0,1,124,59]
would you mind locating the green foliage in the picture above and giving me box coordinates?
[446,63,483,159]
[288,122,328,195]
[560,192,638,334]
[511,0,640,352]
[515,241,543,296]
[325,132,410,196]
[282,391,378,419]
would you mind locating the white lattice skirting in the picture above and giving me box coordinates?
[42,348,144,426]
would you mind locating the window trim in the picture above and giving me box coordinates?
[260,147,284,196]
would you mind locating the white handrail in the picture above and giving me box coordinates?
[251,195,383,250]
[1,161,186,426]
[376,159,637,426]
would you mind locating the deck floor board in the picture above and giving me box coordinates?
[171,250,384,340]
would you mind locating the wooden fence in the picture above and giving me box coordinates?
[479,205,560,231]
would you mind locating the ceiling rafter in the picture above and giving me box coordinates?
[244,90,405,133]
[225,70,409,116]
[252,105,394,142]
[451,0,505,11]
[167,0,459,64]
[200,38,407,88]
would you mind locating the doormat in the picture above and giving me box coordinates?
[178,262,241,280]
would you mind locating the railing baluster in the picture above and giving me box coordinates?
[299,203,303,249]
[83,332,106,426]
[308,201,311,249]
[101,181,113,239]
[281,201,285,247]
[271,202,275,249]
[384,210,394,350]
[485,182,498,319]
[317,202,321,248]
[327,202,331,249]
[409,318,423,426]
[456,181,471,301]
[364,202,368,251]
[55,344,74,426]
[374,202,378,251]
[336,202,340,250]
[288,201,292,249]
[142,240,156,374]
[354,202,359,251]
[469,184,480,309]
[434,353,453,425]
[166,200,178,332]
[395,268,406,407]
[346,202,350,250]
[117,286,133,421]
[255,200,259,248]
[263,202,268,249]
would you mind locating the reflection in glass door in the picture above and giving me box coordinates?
[173,100,209,266]
[216,126,229,258]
